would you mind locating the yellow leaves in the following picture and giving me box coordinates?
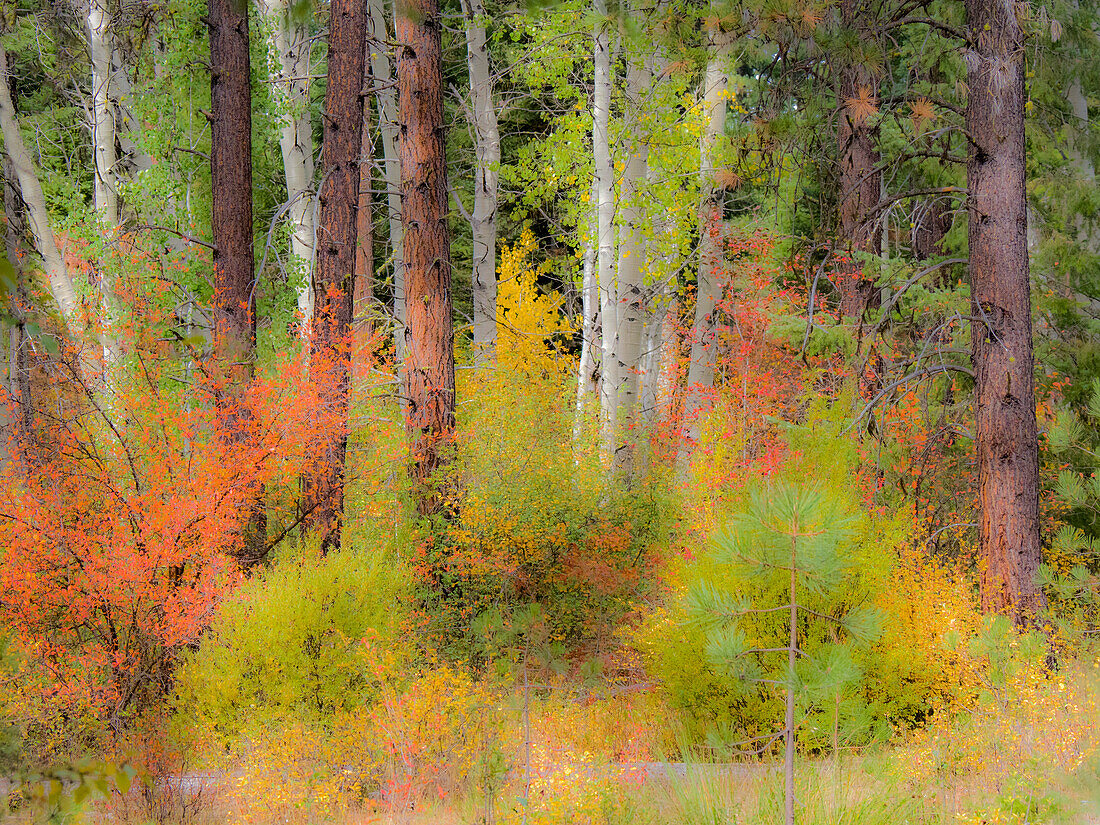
[496,227,575,378]
[844,86,878,127]
[909,97,936,134]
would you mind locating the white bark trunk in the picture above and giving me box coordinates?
[613,54,650,469]
[677,29,731,470]
[573,181,599,445]
[88,0,119,228]
[460,0,500,364]
[259,0,317,324]
[0,46,81,333]
[371,0,405,362]
[593,0,617,458]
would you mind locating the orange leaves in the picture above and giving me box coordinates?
[845,86,878,127]
[909,97,937,134]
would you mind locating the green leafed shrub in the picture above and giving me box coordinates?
[175,542,408,739]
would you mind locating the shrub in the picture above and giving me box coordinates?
[176,542,408,739]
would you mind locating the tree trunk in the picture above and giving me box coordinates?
[300,0,367,552]
[0,47,81,335]
[677,29,730,469]
[613,51,650,472]
[593,0,617,459]
[370,0,406,365]
[89,0,119,228]
[354,58,375,383]
[259,0,317,325]
[835,0,881,319]
[573,182,599,445]
[396,0,455,516]
[209,0,265,563]
[460,0,499,364]
[966,0,1044,624]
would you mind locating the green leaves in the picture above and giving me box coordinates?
[10,759,142,821]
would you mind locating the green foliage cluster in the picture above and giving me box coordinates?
[176,541,408,738]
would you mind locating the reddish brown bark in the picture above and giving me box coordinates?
[836,0,881,319]
[300,0,368,552]
[396,0,455,517]
[208,0,265,564]
[966,0,1044,624]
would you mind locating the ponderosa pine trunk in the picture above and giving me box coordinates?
[965,0,1044,624]
[396,0,455,516]
[460,0,499,364]
[836,0,881,319]
[209,0,265,564]
[300,0,367,552]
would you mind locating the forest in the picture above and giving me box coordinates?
[0,0,1097,820]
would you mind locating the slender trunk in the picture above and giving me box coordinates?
[354,58,375,383]
[966,0,1044,624]
[677,29,730,469]
[259,0,317,324]
[88,0,123,378]
[209,0,265,563]
[89,0,119,228]
[300,0,367,552]
[2,159,31,453]
[460,0,499,363]
[0,47,81,334]
[396,0,455,516]
[370,0,405,364]
[593,0,616,458]
[110,47,154,177]
[573,186,599,446]
[613,52,650,472]
[785,529,798,825]
[835,0,880,319]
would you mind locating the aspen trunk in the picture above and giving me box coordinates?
[966,0,1044,624]
[460,0,499,363]
[397,0,456,516]
[678,30,730,468]
[209,0,265,563]
[613,53,650,471]
[301,0,367,552]
[89,0,119,228]
[835,0,881,319]
[259,0,317,324]
[593,0,617,457]
[573,183,599,446]
[369,0,405,363]
[0,46,81,334]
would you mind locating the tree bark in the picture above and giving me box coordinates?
[460,0,499,364]
[613,51,650,472]
[259,0,317,325]
[209,0,265,563]
[835,0,881,318]
[593,0,617,459]
[89,0,119,228]
[0,46,81,335]
[354,56,375,383]
[573,180,599,445]
[369,0,406,364]
[300,0,367,552]
[678,28,730,469]
[396,0,455,516]
[966,0,1044,624]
